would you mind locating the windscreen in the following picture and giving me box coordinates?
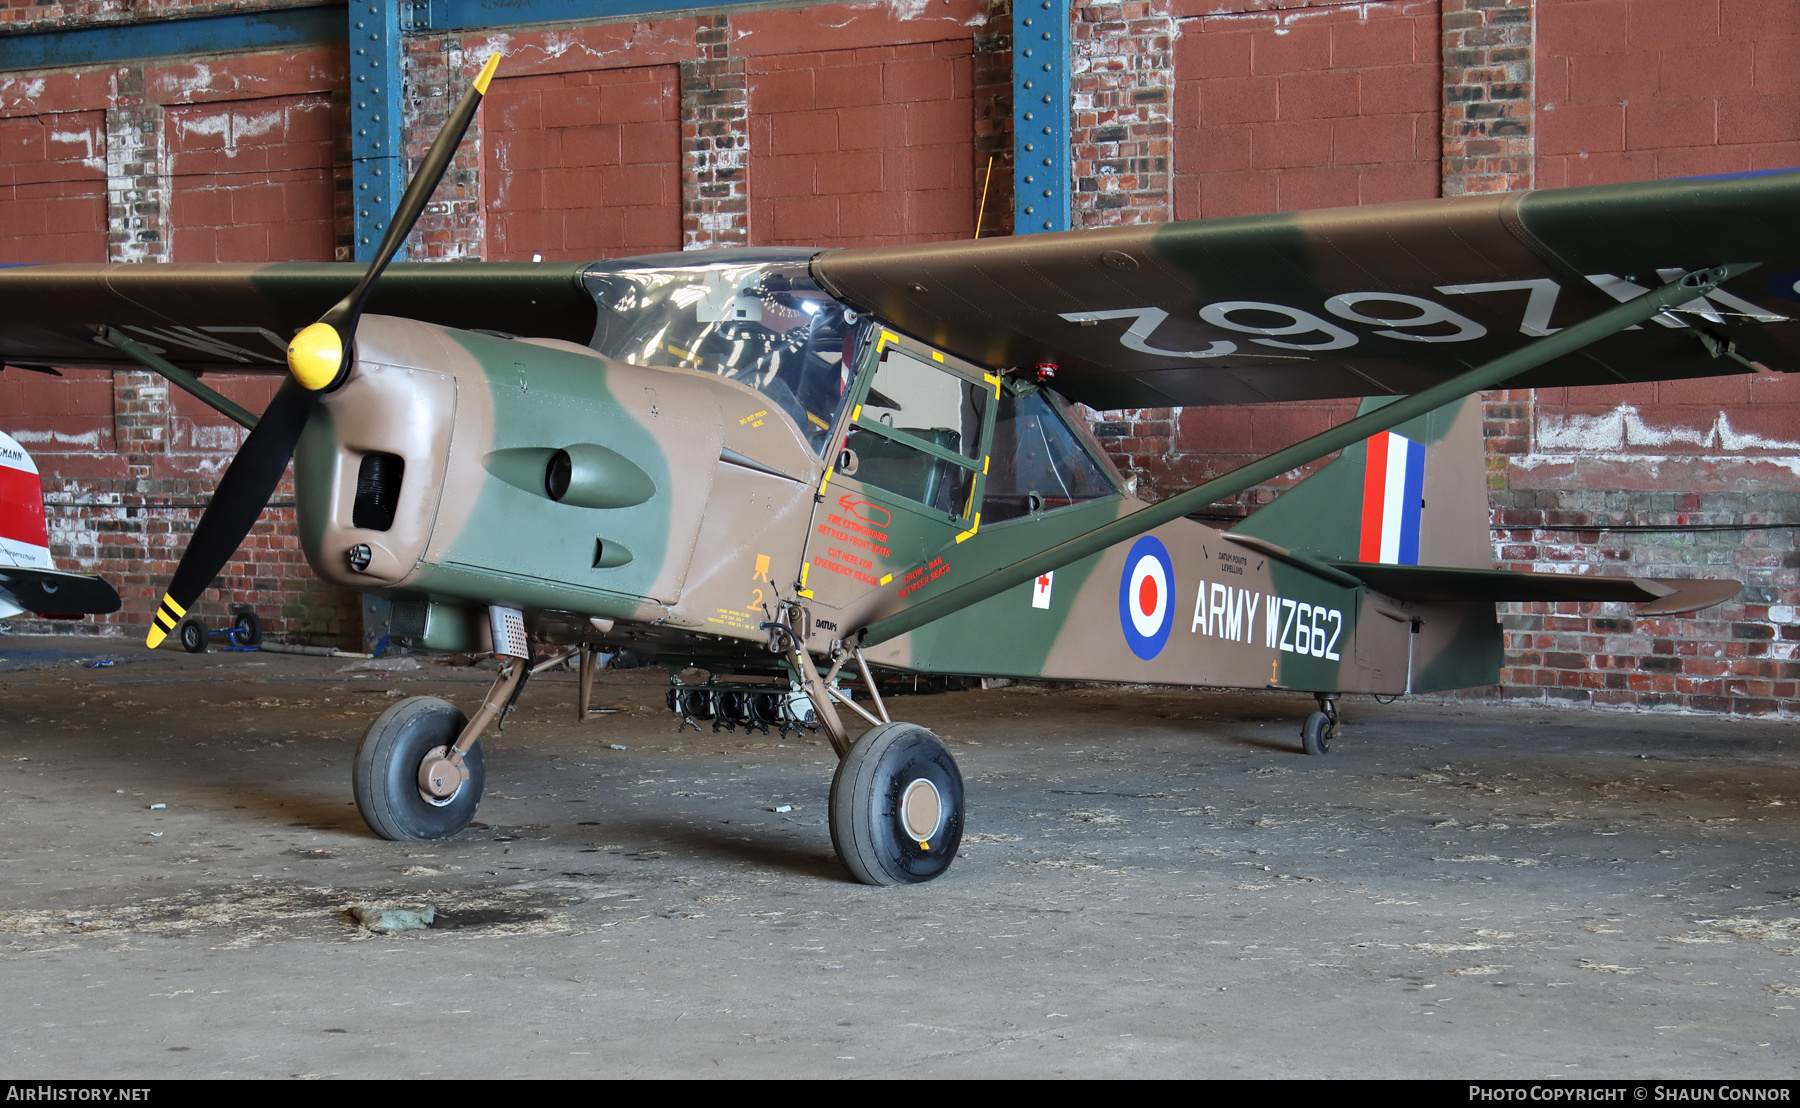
[584,259,858,454]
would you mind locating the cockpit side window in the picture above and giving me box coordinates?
[845,344,990,518]
[585,261,858,454]
[982,385,1119,523]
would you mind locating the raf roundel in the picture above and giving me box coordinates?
[1117,535,1176,660]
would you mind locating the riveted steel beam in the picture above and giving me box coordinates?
[350,1,406,264]
[1012,0,1070,235]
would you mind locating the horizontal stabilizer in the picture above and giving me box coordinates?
[1331,562,1740,616]
[0,566,122,616]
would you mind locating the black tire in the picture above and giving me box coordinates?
[178,618,207,654]
[354,696,485,841]
[1301,710,1333,756]
[829,721,964,886]
[232,609,263,647]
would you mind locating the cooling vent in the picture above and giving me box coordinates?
[353,452,405,531]
[390,599,429,639]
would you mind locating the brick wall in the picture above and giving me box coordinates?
[484,66,682,261]
[0,48,360,646]
[167,92,338,262]
[747,40,977,247]
[1171,0,1440,219]
[1071,0,1175,227]
[1536,0,1800,187]
[0,108,105,263]
[1442,0,1534,194]
[1459,0,1800,713]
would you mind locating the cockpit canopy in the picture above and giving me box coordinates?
[584,252,855,454]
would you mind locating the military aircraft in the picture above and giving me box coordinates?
[0,428,120,624]
[0,55,1785,884]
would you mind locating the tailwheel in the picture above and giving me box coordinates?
[354,696,485,841]
[1301,693,1340,756]
[829,721,964,886]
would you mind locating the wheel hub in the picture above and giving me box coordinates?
[899,778,943,848]
[417,745,470,805]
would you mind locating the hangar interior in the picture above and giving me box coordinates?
[0,0,1794,719]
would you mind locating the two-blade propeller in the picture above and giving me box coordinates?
[145,53,502,648]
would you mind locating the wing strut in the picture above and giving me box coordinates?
[857,264,1755,648]
[102,327,260,430]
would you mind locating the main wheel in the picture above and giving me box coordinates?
[232,609,263,647]
[354,696,485,841]
[829,721,964,886]
[177,618,207,654]
[1301,710,1333,756]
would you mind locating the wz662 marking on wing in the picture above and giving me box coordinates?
[1064,272,1789,360]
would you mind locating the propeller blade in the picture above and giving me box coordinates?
[149,53,503,647]
[145,380,313,648]
[288,51,503,392]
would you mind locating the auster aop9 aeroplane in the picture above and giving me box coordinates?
[0,55,1783,883]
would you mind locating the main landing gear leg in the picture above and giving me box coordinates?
[770,607,965,886]
[353,650,526,841]
[1301,693,1340,756]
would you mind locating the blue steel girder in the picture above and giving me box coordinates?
[0,5,341,72]
[1012,0,1070,235]
[350,1,406,263]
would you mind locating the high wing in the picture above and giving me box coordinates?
[0,262,598,373]
[813,172,1800,410]
[2,174,1796,406]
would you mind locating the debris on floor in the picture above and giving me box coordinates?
[350,905,436,933]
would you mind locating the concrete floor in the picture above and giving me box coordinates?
[3,636,1800,1078]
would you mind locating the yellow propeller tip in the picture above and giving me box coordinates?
[473,52,501,95]
[145,626,166,650]
[287,322,344,391]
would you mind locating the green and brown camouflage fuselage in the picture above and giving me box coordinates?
[285,307,1504,697]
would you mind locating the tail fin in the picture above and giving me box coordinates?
[1232,395,1490,570]
[0,430,51,571]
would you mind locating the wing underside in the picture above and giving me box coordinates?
[0,262,598,374]
[3,175,1798,411]
[813,173,1800,410]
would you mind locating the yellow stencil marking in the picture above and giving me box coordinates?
[879,573,893,586]
[851,403,861,422]
[954,513,981,544]
[752,554,770,581]
[931,351,944,363]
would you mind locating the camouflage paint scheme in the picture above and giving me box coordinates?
[0,173,1782,699]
